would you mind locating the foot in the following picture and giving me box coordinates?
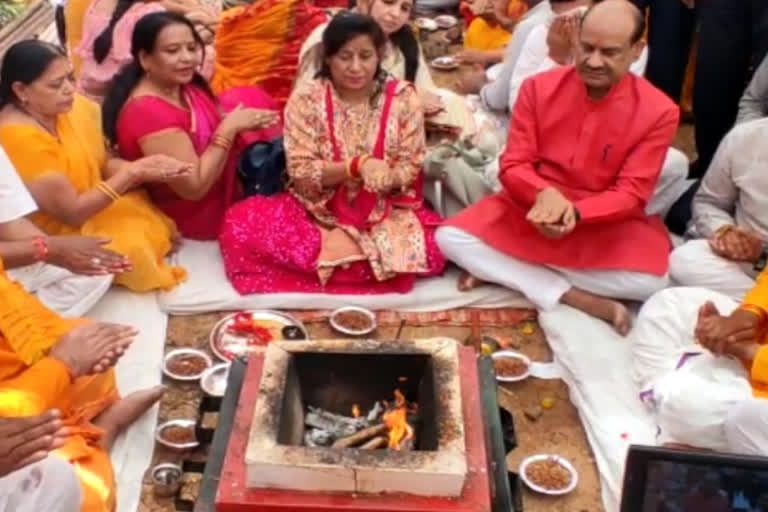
[93,385,165,450]
[457,271,484,292]
[562,289,632,335]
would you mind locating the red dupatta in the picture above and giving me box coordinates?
[324,80,424,231]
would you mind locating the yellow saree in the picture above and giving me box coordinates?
[0,258,118,512]
[0,95,186,292]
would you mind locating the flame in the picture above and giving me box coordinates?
[383,389,414,450]
[351,404,360,418]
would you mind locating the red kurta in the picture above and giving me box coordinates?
[446,67,679,276]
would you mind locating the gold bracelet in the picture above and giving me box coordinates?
[96,181,120,201]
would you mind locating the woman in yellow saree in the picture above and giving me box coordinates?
[0,257,164,512]
[0,40,187,292]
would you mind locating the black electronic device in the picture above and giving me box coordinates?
[620,444,768,512]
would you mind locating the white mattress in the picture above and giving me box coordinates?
[538,306,656,512]
[87,289,168,512]
[160,240,533,314]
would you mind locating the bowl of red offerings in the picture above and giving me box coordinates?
[163,348,212,381]
[491,350,531,382]
[519,454,578,495]
[329,306,377,336]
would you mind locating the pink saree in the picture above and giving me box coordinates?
[116,84,281,240]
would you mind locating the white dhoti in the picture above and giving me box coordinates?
[669,239,755,302]
[7,262,112,317]
[435,226,668,310]
[630,287,768,453]
[0,456,83,512]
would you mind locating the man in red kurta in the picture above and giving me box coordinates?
[437,0,679,334]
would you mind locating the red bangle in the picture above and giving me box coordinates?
[349,155,362,178]
[32,236,49,261]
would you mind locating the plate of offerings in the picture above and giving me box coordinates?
[415,17,438,31]
[435,14,458,29]
[431,55,459,71]
[209,310,308,361]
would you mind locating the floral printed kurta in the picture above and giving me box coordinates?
[284,77,437,283]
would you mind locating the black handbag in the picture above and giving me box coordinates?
[237,137,287,197]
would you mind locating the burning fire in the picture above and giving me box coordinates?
[383,389,414,450]
[351,404,361,418]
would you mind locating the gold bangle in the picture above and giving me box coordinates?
[96,181,120,201]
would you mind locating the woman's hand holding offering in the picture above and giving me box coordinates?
[219,104,279,138]
[129,154,193,183]
[360,158,396,193]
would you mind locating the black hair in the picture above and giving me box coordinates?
[101,11,212,145]
[317,12,387,78]
[0,39,67,108]
[55,4,67,51]
[347,0,418,82]
[93,0,143,63]
[581,0,644,45]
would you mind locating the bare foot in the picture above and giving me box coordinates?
[457,271,485,292]
[561,288,632,335]
[93,386,165,449]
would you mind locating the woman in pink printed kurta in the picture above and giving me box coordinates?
[219,15,445,294]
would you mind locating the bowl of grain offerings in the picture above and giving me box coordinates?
[163,348,212,381]
[491,350,531,382]
[519,454,578,495]
[329,306,377,336]
[155,419,199,451]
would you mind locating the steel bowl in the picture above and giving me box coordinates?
[199,363,230,397]
[329,306,377,337]
[162,348,212,382]
[155,419,199,451]
[151,462,182,498]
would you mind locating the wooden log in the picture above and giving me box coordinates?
[359,436,387,450]
[331,424,387,448]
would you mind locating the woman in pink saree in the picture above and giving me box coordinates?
[102,11,281,240]
[219,13,445,294]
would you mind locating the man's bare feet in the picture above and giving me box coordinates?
[457,271,485,292]
[93,386,165,450]
[561,288,632,335]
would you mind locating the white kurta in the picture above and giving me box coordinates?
[0,147,111,316]
[672,118,768,299]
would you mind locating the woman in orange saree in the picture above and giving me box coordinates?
[0,40,187,293]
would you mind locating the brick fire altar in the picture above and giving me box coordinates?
[216,337,494,512]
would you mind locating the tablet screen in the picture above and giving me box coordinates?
[640,459,768,512]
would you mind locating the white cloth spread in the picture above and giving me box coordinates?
[160,240,533,314]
